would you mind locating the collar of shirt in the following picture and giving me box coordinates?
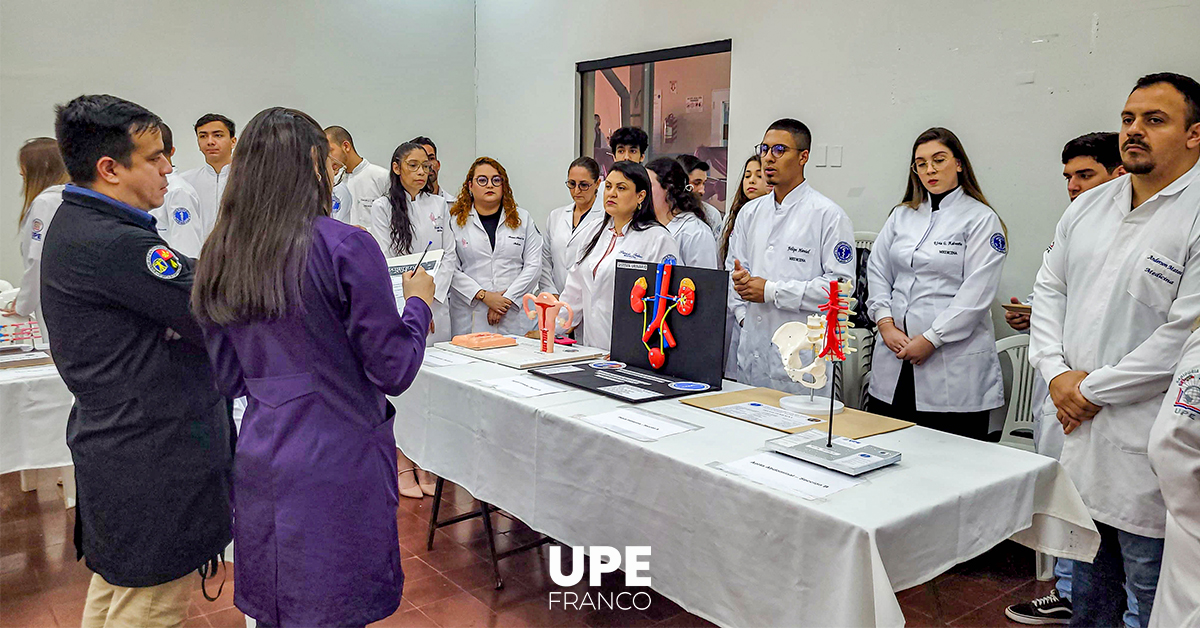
[350,159,371,177]
[1114,160,1200,211]
[202,161,229,177]
[64,184,157,232]
[772,180,811,213]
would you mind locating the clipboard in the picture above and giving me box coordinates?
[682,387,914,439]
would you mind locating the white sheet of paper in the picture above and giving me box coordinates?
[484,375,569,398]
[0,351,49,364]
[712,402,826,430]
[581,409,693,442]
[540,365,583,374]
[718,452,861,500]
[597,384,661,401]
[422,349,475,368]
[387,250,444,311]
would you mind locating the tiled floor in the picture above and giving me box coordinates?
[1,470,1053,627]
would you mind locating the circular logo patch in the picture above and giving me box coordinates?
[990,232,1007,254]
[332,196,341,212]
[589,361,626,369]
[146,246,182,279]
[31,219,44,232]
[663,254,677,264]
[171,207,191,225]
[834,241,853,264]
[668,381,710,391]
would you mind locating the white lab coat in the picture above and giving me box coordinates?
[539,199,605,294]
[14,185,65,344]
[665,211,719,269]
[345,159,390,229]
[369,192,458,344]
[331,173,353,224]
[1030,163,1200,538]
[865,188,1007,412]
[1147,329,1200,627]
[722,204,756,379]
[726,182,855,394]
[179,162,228,240]
[558,221,680,351]
[149,173,204,258]
[701,201,724,236]
[447,206,543,336]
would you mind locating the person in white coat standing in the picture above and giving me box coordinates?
[148,124,205,258]
[677,154,725,235]
[719,154,770,379]
[540,156,604,295]
[558,161,679,351]
[447,157,542,336]
[411,136,458,204]
[646,157,718,269]
[325,125,389,229]
[179,113,236,241]
[4,138,69,344]
[1147,327,1200,628]
[727,118,855,394]
[370,142,457,347]
[1029,72,1200,628]
[864,127,1007,440]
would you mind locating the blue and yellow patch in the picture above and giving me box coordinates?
[145,246,182,279]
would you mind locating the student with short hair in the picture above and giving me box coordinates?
[148,123,204,258]
[410,135,456,204]
[180,113,235,239]
[325,125,389,228]
[610,126,649,163]
[676,154,723,234]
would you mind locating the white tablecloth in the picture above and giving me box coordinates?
[392,358,1099,628]
[0,364,73,474]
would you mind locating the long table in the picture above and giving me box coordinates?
[392,354,1099,628]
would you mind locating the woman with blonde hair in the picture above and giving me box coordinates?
[446,157,543,335]
[4,138,70,341]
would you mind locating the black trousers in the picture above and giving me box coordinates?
[867,362,991,441]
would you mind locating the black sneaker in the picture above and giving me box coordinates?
[1005,589,1073,625]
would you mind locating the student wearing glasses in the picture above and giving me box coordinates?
[727,119,855,394]
[540,156,604,295]
[447,157,543,335]
[864,127,1007,440]
[370,142,457,345]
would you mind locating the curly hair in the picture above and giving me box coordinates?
[449,156,520,229]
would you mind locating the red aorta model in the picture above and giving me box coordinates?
[630,257,695,369]
[817,280,852,362]
[522,292,574,353]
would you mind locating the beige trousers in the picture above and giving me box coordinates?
[81,571,192,628]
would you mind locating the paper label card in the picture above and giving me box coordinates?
[717,452,861,500]
[580,408,696,442]
[711,402,826,431]
[483,375,570,398]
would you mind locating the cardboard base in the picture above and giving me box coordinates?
[682,387,914,439]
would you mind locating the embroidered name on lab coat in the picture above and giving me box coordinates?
[1146,254,1184,285]
[934,240,964,255]
[788,245,811,263]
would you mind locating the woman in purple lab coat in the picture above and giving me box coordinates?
[191,107,435,627]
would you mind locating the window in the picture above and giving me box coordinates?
[579,40,732,212]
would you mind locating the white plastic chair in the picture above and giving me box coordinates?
[854,231,877,251]
[996,334,1036,452]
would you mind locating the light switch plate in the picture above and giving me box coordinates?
[829,145,843,167]
[811,144,827,167]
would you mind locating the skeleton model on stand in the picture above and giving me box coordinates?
[772,279,856,418]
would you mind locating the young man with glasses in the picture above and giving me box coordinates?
[325,125,389,228]
[540,156,604,294]
[410,135,457,204]
[727,118,855,393]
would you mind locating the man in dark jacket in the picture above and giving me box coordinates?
[41,94,232,628]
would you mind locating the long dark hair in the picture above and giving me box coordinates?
[645,157,706,222]
[578,161,660,263]
[901,127,990,209]
[720,154,761,261]
[449,156,520,229]
[386,142,428,255]
[192,107,332,324]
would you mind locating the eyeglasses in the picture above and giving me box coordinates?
[913,155,952,174]
[402,160,433,173]
[565,180,595,192]
[756,143,803,159]
[475,175,504,188]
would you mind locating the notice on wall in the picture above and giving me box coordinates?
[685,96,704,113]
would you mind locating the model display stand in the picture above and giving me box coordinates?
[522,292,573,353]
[0,319,41,349]
[451,333,517,349]
[437,335,607,370]
[629,258,696,369]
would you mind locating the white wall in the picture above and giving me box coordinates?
[0,0,476,285]
[475,0,1200,325]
